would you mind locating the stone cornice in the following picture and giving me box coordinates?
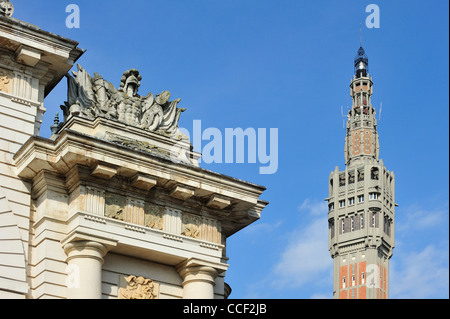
[0,15,84,96]
[14,125,268,237]
[0,16,81,57]
[14,128,267,206]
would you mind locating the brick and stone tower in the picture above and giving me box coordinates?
[327,46,395,299]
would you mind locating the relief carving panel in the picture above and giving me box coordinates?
[181,213,201,239]
[144,203,164,230]
[119,275,159,299]
[105,192,126,221]
[0,70,12,94]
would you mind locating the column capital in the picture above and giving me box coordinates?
[177,265,219,287]
[63,240,108,264]
[176,258,228,279]
[61,230,117,253]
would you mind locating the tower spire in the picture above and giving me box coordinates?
[346,46,378,166]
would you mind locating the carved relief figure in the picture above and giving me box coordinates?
[181,213,201,239]
[144,203,164,230]
[104,193,126,221]
[119,275,159,299]
[0,70,12,93]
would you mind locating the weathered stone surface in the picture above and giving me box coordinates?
[0,0,14,17]
[105,192,126,221]
[62,65,186,136]
[181,213,201,239]
[206,195,231,210]
[0,69,12,93]
[90,163,117,179]
[119,275,159,299]
[3,6,269,299]
[144,203,164,230]
[0,9,84,298]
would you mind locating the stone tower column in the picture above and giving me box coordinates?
[179,266,218,299]
[177,258,228,299]
[63,241,108,299]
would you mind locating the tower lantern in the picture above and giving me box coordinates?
[354,46,369,78]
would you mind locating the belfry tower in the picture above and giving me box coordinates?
[327,46,395,299]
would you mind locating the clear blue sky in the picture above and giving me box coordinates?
[13,0,449,298]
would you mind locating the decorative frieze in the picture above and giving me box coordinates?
[144,202,164,230]
[12,71,33,100]
[0,68,40,104]
[0,69,12,94]
[103,194,222,244]
[201,217,221,244]
[85,187,105,216]
[181,213,222,244]
[163,233,183,242]
[199,242,221,251]
[83,214,107,225]
[164,207,182,234]
[118,275,159,299]
[105,192,126,221]
[124,224,146,234]
[125,198,145,225]
[181,213,201,239]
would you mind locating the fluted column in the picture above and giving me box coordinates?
[63,241,108,299]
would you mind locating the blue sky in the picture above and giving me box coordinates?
[13,0,449,298]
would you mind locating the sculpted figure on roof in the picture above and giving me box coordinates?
[62,64,185,135]
[0,0,14,17]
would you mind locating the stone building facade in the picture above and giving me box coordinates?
[0,2,267,299]
[327,46,396,299]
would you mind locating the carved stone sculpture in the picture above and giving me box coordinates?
[119,275,159,299]
[181,213,201,239]
[62,64,185,135]
[0,0,14,17]
[104,193,126,221]
[0,69,12,93]
[144,203,164,230]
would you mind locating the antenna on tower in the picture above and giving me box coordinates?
[341,105,349,129]
[360,22,362,47]
[378,102,383,121]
